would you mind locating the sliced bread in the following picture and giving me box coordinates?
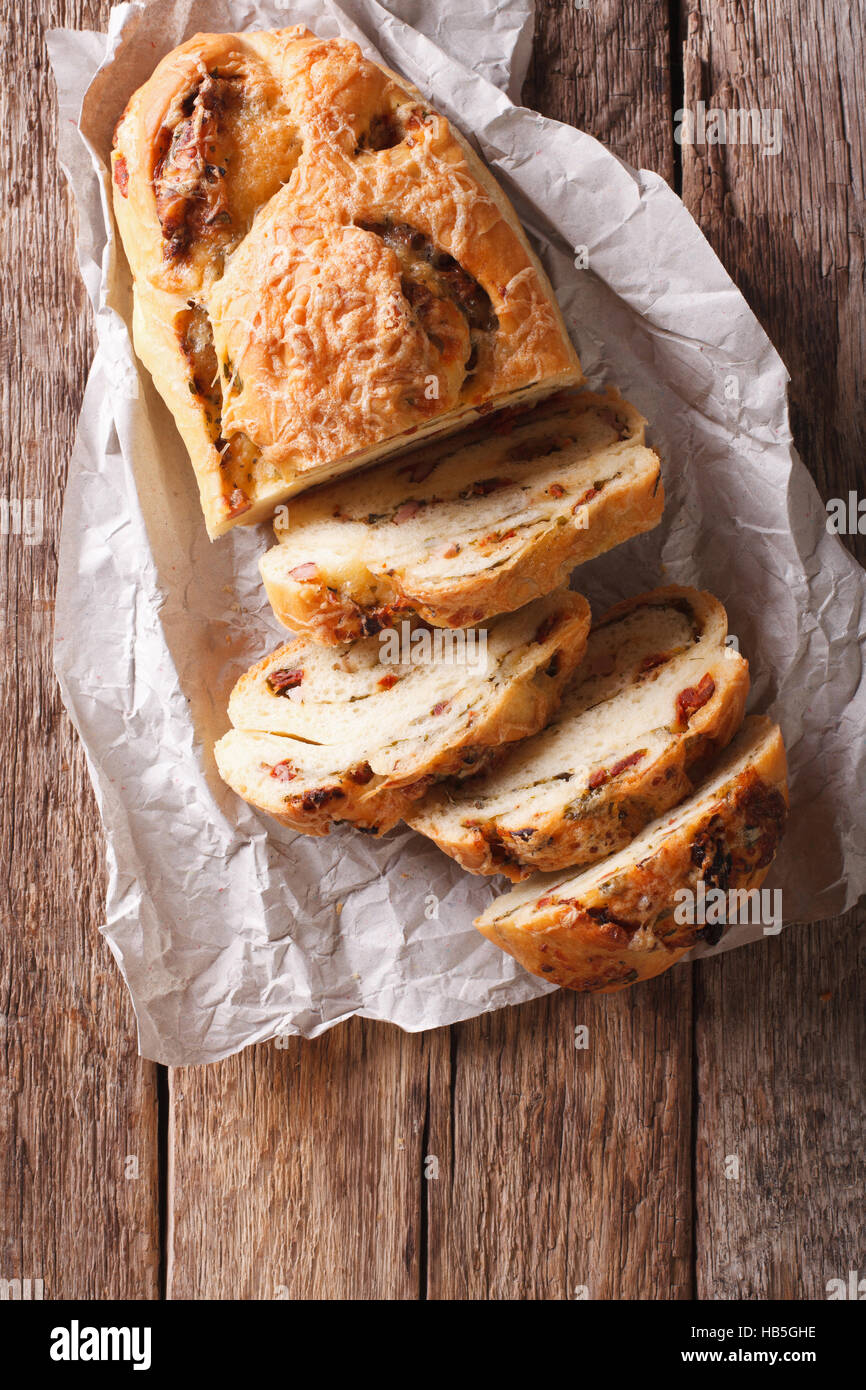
[407,587,750,879]
[475,715,788,993]
[214,589,591,836]
[259,390,663,643]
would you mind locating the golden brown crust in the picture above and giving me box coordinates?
[214,729,434,837]
[409,587,751,879]
[214,590,592,837]
[111,27,582,537]
[474,717,788,993]
[260,389,664,643]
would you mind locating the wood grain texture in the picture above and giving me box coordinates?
[681,0,866,568]
[679,0,866,1299]
[420,1,692,1303]
[165,0,694,1306]
[426,983,693,1300]
[3,0,863,1306]
[525,0,675,183]
[694,910,865,1299]
[168,1025,432,1299]
[0,0,160,1298]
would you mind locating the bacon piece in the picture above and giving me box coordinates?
[464,477,513,497]
[398,455,438,485]
[153,75,232,256]
[289,562,319,582]
[393,500,421,524]
[270,760,297,783]
[300,787,345,811]
[348,762,374,785]
[267,668,304,696]
[226,487,251,518]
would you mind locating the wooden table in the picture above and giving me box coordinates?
[3,1,863,1301]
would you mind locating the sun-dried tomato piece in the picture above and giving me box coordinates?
[676,674,715,727]
[640,651,671,672]
[573,486,599,511]
[113,155,129,197]
[587,749,646,791]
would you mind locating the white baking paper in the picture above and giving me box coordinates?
[48,0,866,1064]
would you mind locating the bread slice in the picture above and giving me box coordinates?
[214,589,591,836]
[260,390,663,642]
[407,587,750,880]
[475,715,788,994]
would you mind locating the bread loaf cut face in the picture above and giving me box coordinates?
[111,27,582,538]
[408,587,750,878]
[475,715,788,993]
[260,389,664,642]
[214,589,591,836]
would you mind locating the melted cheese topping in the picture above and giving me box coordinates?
[111,27,582,535]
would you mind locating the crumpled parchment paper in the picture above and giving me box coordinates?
[48,0,866,1064]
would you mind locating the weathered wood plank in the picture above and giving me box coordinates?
[426,982,693,1300]
[525,0,676,184]
[167,0,690,1306]
[422,1,693,1303]
[681,0,866,566]
[0,0,160,1299]
[168,1025,431,1299]
[694,910,865,1299]
[680,0,866,1299]
[11,0,862,1307]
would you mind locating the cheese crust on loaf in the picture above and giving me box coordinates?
[475,716,788,992]
[260,389,664,641]
[214,589,591,835]
[111,27,582,537]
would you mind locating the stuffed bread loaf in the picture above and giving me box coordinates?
[215,589,591,835]
[260,389,663,642]
[475,715,788,992]
[408,587,750,879]
[111,26,582,537]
